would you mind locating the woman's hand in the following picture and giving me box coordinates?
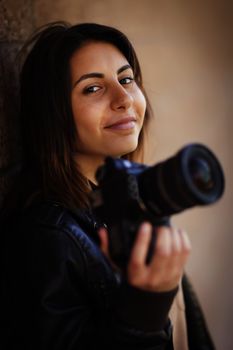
[98,222,191,293]
[127,222,191,292]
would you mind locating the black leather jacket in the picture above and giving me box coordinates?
[1,201,215,350]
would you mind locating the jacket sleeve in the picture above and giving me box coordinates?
[19,225,175,350]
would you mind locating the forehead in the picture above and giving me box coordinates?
[70,41,129,75]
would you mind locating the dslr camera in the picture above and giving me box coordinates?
[90,143,225,269]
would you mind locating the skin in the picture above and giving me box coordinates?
[70,41,146,183]
[70,41,191,293]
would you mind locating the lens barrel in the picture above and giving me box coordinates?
[138,144,225,217]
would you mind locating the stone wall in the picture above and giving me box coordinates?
[0,0,34,206]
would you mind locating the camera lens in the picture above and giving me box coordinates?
[138,143,225,216]
[188,157,215,193]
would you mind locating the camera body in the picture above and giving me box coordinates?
[90,143,225,269]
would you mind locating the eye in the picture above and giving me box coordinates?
[83,85,101,94]
[119,76,134,85]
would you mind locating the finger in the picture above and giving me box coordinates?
[166,228,185,281]
[98,227,109,257]
[140,227,191,292]
[148,227,172,277]
[98,227,121,273]
[175,229,192,268]
[165,229,191,278]
[155,226,172,257]
[147,227,178,291]
[179,229,192,254]
[150,227,183,284]
[129,222,152,266]
[171,227,182,254]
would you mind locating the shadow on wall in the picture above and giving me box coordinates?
[0,42,21,208]
[0,0,34,209]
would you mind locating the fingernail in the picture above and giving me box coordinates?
[141,222,151,233]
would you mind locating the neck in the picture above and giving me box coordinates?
[75,154,106,185]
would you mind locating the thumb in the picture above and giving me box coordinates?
[98,227,120,272]
[98,227,110,257]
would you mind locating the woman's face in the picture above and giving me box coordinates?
[70,41,146,165]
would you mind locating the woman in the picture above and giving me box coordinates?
[1,22,215,349]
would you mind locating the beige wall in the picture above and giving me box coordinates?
[34,1,233,348]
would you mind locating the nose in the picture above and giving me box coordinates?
[110,84,133,111]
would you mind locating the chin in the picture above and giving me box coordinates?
[109,142,139,158]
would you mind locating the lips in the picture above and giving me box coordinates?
[104,116,137,130]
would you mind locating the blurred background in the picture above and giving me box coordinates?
[0,0,232,348]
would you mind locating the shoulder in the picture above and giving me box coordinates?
[15,200,103,257]
[5,200,116,288]
[1,199,100,266]
[19,201,113,276]
[20,200,98,240]
[2,201,118,312]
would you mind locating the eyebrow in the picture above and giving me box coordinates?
[73,64,132,87]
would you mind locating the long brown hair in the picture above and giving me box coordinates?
[19,22,153,210]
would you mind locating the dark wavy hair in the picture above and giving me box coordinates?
[18,22,153,210]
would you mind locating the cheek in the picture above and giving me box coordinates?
[135,90,147,121]
[72,101,96,130]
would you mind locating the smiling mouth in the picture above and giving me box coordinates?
[104,117,137,130]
